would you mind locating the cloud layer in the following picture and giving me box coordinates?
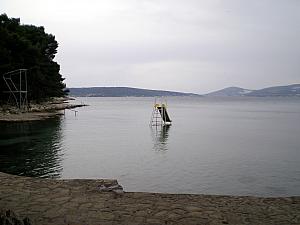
[2,0,300,93]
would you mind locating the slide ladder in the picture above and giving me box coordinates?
[150,100,172,126]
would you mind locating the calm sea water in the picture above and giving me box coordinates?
[1,97,300,197]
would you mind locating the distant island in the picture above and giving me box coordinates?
[69,84,300,98]
[68,87,200,97]
[206,84,300,97]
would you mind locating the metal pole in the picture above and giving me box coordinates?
[25,70,28,111]
[155,106,158,126]
[19,70,21,109]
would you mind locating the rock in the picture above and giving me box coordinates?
[98,183,123,193]
[112,189,124,195]
[0,209,32,225]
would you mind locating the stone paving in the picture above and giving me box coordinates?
[0,172,299,225]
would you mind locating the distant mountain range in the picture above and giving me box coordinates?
[206,84,300,97]
[68,87,200,97]
[206,87,253,97]
[68,84,300,97]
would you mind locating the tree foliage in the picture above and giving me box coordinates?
[0,14,66,103]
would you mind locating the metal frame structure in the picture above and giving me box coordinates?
[150,98,172,126]
[3,69,28,111]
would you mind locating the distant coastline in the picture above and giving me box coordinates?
[67,84,300,98]
[68,87,201,97]
[205,84,300,97]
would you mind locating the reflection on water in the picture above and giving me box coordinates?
[1,97,300,196]
[0,118,64,178]
[151,125,171,152]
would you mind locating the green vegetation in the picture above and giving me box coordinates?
[0,14,66,103]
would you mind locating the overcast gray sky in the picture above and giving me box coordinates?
[2,0,300,94]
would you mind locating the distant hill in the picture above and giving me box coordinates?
[206,87,253,97]
[206,84,300,97]
[246,84,300,97]
[68,87,200,97]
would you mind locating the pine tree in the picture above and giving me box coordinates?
[0,14,66,103]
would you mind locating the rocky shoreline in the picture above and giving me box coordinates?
[0,172,299,225]
[0,97,87,122]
